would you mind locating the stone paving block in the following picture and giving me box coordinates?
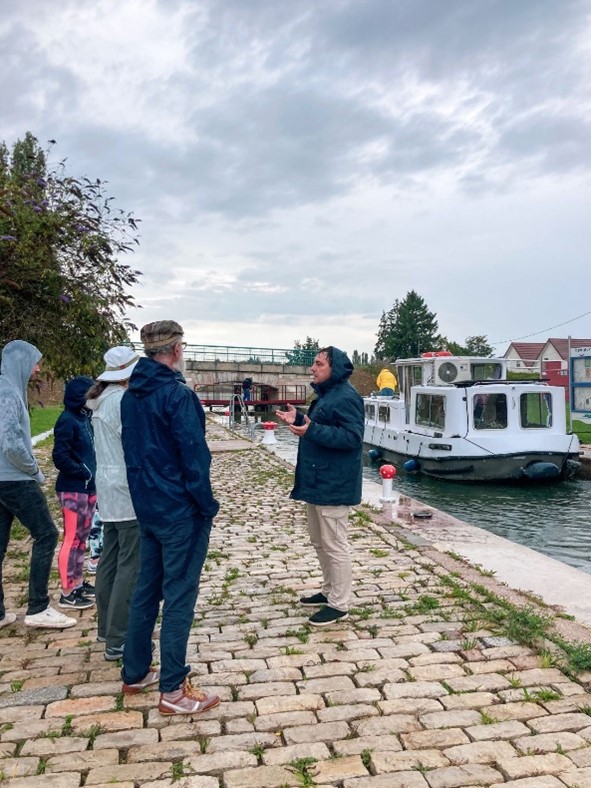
[223,764,297,788]
[482,646,534,659]
[401,728,469,750]
[301,661,356,678]
[371,748,449,773]
[255,693,323,715]
[409,652,462,667]
[332,735,403,756]
[46,749,119,773]
[466,659,514,674]
[419,709,482,729]
[254,710,317,731]
[407,664,466,682]
[313,755,369,782]
[45,696,115,717]
[513,730,586,754]
[0,757,38,778]
[20,736,88,757]
[0,775,82,788]
[69,681,121,698]
[377,643,430,659]
[283,719,350,745]
[439,691,497,710]
[317,703,379,723]
[561,766,591,786]
[496,752,573,779]
[261,740,330,766]
[211,659,267,673]
[478,700,548,721]
[542,694,591,714]
[325,687,382,705]
[443,673,511,693]
[426,763,503,787]
[442,739,517,765]
[208,731,280,753]
[71,710,144,733]
[142,778,219,788]
[238,681,297,700]
[22,672,88,691]
[93,728,160,749]
[382,681,448,700]
[0,686,67,709]
[354,714,422,737]
[296,675,356,694]
[498,778,565,787]
[377,698,443,716]
[528,712,591,734]
[354,667,407,688]
[466,720,531,741]
[248,668,303,683]
[342,772,429,787]
[85,763,177,784]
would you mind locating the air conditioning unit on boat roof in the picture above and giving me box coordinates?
[433,358,472,384]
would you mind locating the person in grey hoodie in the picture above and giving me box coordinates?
[0,340,76,629]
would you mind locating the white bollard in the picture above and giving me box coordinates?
[379,464,397,502]
[261,421,277,445]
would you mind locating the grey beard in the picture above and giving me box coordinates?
[173,357,186,374]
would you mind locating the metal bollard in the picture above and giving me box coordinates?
[379,464,397,502]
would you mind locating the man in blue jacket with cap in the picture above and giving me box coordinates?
[119,320,220,715]
[278,346,364,626]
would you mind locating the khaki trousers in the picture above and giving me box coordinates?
[306,504,352,612]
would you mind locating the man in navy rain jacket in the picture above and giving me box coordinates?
[120,320,220,716]
[278,346,364,626]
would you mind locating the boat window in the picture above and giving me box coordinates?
[416,394,446,430]
[473,393,507,430]
[520,392,552,429]
[471,362,503,380]
[378,405,390,423]
[365,403,376,420]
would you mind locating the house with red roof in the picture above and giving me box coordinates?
[504,338,591,400]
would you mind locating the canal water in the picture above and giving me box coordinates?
[217,412,591,576]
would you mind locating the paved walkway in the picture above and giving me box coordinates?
[2,422,591,787]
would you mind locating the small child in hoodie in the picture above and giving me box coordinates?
[52,376,97,609]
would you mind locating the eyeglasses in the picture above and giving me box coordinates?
[178,340,187,350]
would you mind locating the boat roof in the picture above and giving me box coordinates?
[395,355,506,366]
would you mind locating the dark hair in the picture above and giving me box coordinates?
[318,346,333,365]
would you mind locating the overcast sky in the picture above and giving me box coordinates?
[2,0,591,356]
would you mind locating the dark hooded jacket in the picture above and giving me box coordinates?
[121,357,219,525]
[291,347,364,506]
[52,376,96,494]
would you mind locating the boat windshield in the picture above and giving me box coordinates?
[520,392,552,428]
[416,393,446,430]
[365,403,376,420]
[473,393,508,430]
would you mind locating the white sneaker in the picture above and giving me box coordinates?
[24,605,76,629]
[0,612,17,629]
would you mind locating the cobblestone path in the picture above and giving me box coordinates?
[2,422,591,787]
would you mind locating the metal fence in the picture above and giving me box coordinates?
[184,344,316,366]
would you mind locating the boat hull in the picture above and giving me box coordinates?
[364,443,581,483]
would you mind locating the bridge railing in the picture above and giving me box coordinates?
[184,344,316,366]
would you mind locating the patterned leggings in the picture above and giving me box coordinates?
[57,492,97,590]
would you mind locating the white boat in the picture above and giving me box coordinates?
[364,353,581,482]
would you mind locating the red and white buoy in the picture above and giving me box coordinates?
[379,464,397,502]
[260,421,278,446]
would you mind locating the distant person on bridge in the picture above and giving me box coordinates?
[277,346,364,627]
[376,367,397,396]
[242,377,252,402]
[119,320,220,716]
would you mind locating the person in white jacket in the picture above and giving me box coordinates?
[86,346,140,660]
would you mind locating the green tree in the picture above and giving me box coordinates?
[375,291,439,360]
[0,133,141,379]
[464,335,495,357]
[286,336,320,366]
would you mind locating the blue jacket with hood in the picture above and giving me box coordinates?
[291,347,364,506]
[121,357,219,525]
[52,376,96,494]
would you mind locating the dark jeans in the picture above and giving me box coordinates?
[96,519,140,649]
[121,516,212,693]
[0,480,59,617]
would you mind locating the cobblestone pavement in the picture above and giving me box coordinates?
[3,421,591,787]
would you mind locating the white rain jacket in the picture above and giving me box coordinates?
[86,385,136,522]
[0,340,44,483]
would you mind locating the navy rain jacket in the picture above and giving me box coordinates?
[121,357,219,525]
[291,347,364,506]
[52,376,96,494]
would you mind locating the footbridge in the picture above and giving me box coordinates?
[184,344,314,407]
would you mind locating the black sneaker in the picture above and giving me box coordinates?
[58,588,95,610]
[308,606,349,627]
[299,592,328,606]
[81,581,95,598]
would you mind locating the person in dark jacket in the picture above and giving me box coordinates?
[120,320,220,716]
[277,346,364,627]
[52,376,97,610]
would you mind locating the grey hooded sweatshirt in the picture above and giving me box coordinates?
[0,340,44,483]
